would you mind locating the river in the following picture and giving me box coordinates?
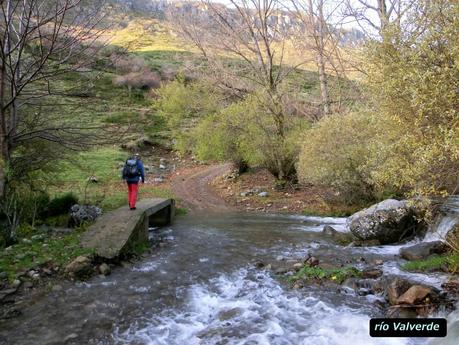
[0,212,457,345]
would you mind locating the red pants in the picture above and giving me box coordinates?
[127,183,139,208]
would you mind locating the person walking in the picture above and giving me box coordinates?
[122,153,145,210]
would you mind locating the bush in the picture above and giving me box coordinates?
[298,111,397,203]
[46,192,79,217]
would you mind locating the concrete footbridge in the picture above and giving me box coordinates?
[81,198,175,260]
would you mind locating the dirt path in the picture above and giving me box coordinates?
[171,163,233,212]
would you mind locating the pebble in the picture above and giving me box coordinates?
[23,281,34,289]
[99,263,111,276]
[12,280,21,288]
[52,285,63,292]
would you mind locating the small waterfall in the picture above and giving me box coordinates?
[423,196,459,242]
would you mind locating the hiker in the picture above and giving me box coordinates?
[122,153,145,210]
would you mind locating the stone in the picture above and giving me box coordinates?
[293,263,303,271]
[386,278,413,305]
[23,281,34,289]
[347,199,426,244]
[254,261,265,269]
[361,268,383,279]
[293,282,304,289]
[65,255,93,279]
[399,241,448,261]
[52,285,63,292]
[322,225,338,236]
[265,264,272,270]
[305,256,319,267]
[275,267,289,275]
[373,259,384,266]
[276,255,284,261]
[99,263,111,276]
[258,192,269,197]
[12,280,21,288]
[218,308,242,321]
[396,285,432,305]
[87,175,98,183]
[69,204,102,227]
[154,177,164,183]
[159,164,167,170]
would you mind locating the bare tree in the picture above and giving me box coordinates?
[0,0,108,197]
[169,0,301,180]
[343,0,415,37]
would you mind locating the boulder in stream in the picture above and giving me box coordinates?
[399,241,448,261]
[347,199,426,244]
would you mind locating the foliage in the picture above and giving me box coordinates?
[299,2,459,203]
[0,227,94,282]
[155,78,223,152]
[298,111,396,203]
[46,193,79,217]
[402,254,459,274]
[291,265,361,284]
[363,2,459,197]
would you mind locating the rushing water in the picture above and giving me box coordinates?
[0,213,457,345]
[424,196,459,242]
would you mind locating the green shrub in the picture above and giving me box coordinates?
[298,111,397,203]
[46,192,79,217]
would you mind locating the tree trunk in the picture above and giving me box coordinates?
[317,0,330,116]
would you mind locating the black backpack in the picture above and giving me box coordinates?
[124,159,139,178]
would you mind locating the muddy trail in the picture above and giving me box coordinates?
[171,163,233,212]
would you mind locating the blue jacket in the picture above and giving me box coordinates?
[122,158,145,184]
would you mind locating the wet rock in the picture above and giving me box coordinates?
[99,263,111,276]
[275,267,289,275]
[0,288,18,302]
[52,285,63,292]
[218,307,242,321]
[396,285,433,305]
[69,204,102,227]
[293,263,303,271]
[322,225,337,236]
[305,256,319,267]
[11,280,21,288]
[293,282,304,289]
[265,264,272,270]
[347,199,426,244]
[399,241,448,261]
[373,259,384,266]
[386,278,413,305]
[65,255,93,280]
[361,268,383,279]
[23,281,34,289]
[254,261,265,269]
